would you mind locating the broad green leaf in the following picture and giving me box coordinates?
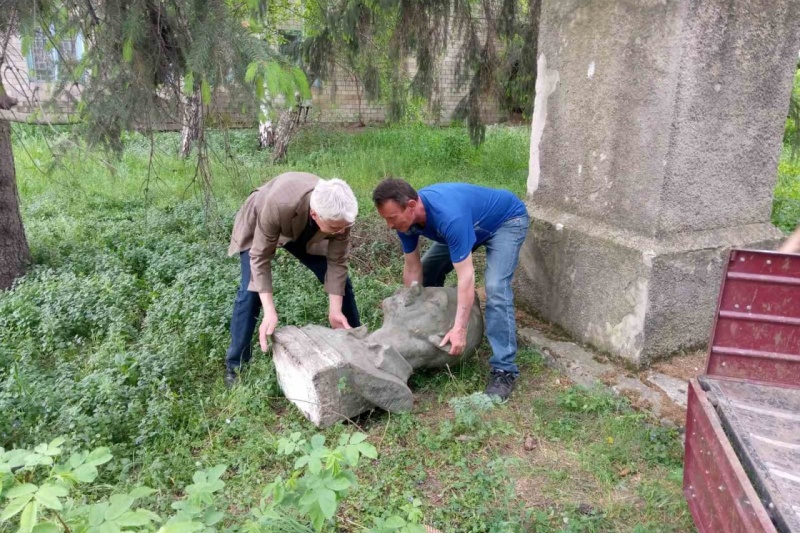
[191,471,205,485]
[157,521,205,533]
[5,485,38,499]
[72,464,98,483]
[68,452,87,468]
[104,494,134,521]
[344,447,359,466]
[271,480,285,503]
[31,521,60,533]
[84,447,112,467]
[18,501,37,533]
[96,521,122,533]
[349,433,367,445]
[310,435,325,450]
[294,456,309,469]
[183,73,194,96]
[34,444,47,455]
[37,485,68,498]
[299,490,317,509]
[201,79,211,105]
[88,502,109,526]
[5,450,28,468]
[24,454,52,468]
[317,488,336,519]
[1,496,32,521]
[206,465,226,482]
[135,509,161,522]
[33,487,62,511]
[357,442,378,459]
[384,515,407,528]
[122,38,133,62]
[308,457,322,475]
[325,476,351,492]
[128,487,156,500]
[44,438,65,456]
[311,511,324,532]
[203,510,223,526]
[115,510,153,527]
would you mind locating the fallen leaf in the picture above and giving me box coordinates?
[524,436,537,451]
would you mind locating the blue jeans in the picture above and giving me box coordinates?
[421,214,529,374]
[225,248,360,370]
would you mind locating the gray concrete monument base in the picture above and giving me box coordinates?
[520,0,800,365]
[515,206,783,366]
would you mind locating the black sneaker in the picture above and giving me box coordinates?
[224,368,239,389]
[485,369,517,400]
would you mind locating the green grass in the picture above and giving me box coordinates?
[0,122,734,531]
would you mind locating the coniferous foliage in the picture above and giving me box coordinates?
[1,0,307,153]
[303,0,541,145]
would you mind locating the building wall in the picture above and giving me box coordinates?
[2,32,506,126]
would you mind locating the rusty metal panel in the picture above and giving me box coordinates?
[704,377,800,532]
[706,250,800,387]
[684,380,777,533]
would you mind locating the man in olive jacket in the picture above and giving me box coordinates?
[225,172,360,386]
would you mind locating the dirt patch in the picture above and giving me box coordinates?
[510,438,633,512]
[650,349,706,382]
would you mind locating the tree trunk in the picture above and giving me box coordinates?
[270,92,312,164]
[180,90,202,158]
[258,98,275,149]
[270,107,302,164]
[0,114,30,291]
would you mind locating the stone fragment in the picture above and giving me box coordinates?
[273,285,485,427]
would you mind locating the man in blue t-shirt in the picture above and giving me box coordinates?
[372,178,529,400]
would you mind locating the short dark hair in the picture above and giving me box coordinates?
[372,177,418,208]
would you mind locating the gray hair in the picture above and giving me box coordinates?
[310,178,358,224]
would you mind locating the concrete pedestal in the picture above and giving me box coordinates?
[518,0,800,365]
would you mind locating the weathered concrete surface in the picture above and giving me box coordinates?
[273,325,414,428]
[518,0,800,365]
[368,284,484,369]
[519,328,687,423]
[647,372,689,409]
[274,286,485,427]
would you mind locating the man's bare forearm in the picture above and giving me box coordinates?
[403,264,423,287]
[329,293,344,314]
[259,291,275,311]
[454,271,475,330]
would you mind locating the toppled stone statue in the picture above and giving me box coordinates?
[273,285,484,427]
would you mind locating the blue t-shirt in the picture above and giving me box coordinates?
[397,183,527,263]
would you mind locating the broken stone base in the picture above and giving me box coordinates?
[273,325,414,427]
[273,285,485,427]
[518,327,689,425]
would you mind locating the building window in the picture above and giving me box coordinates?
[27,30,83,83]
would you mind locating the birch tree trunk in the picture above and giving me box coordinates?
[180,89,202,158]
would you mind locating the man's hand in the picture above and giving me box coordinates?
[258,306,279,351]
[329,311,352,330]
[440,326,467,356]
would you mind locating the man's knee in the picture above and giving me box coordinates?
[484,281,512,304]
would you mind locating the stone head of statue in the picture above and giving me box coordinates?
[367,284,485,370]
